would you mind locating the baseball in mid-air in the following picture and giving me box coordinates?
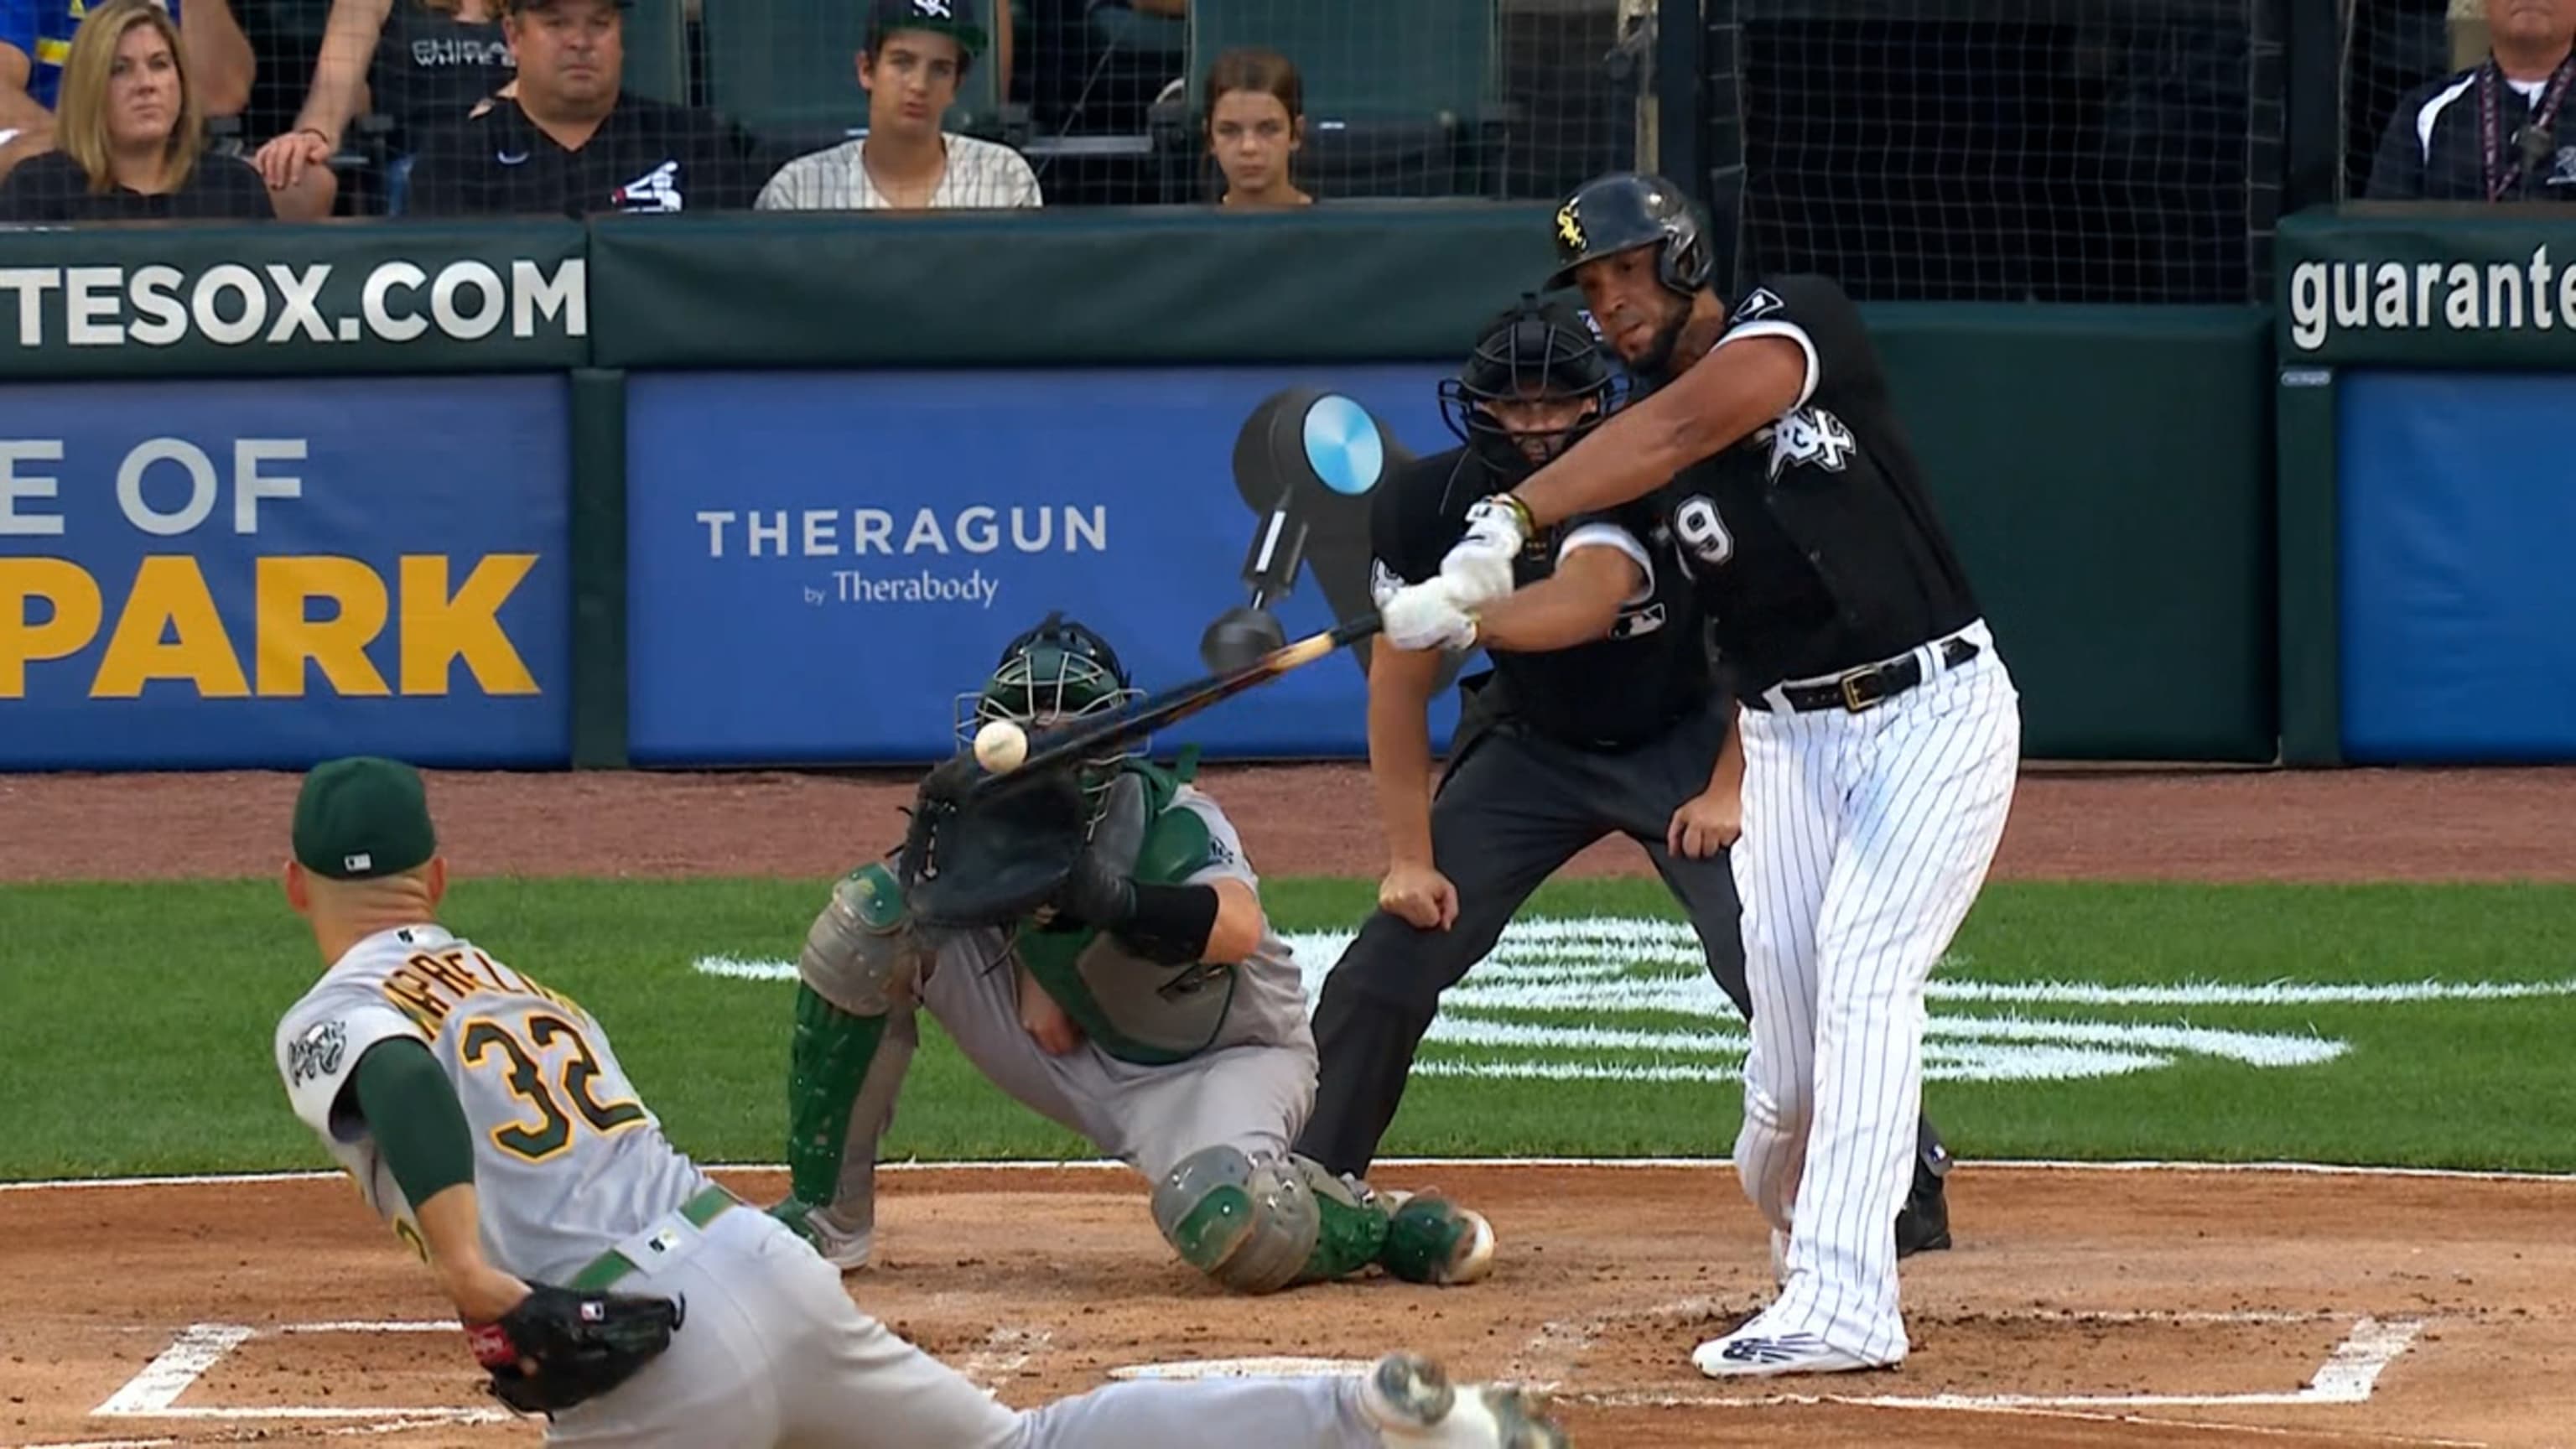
[973,719,1029,773]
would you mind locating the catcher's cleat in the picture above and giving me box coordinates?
[1359,1353,1569,1448]
[1377,1190,1497,1286]
[770,1197,872,1273]
[1894,1162,1951,1259]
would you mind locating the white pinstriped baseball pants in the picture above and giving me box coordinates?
[1729,618,2020,1363]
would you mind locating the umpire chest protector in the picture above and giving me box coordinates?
[1013,757,1238,1066]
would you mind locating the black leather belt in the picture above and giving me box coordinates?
[1753,637,1981,714]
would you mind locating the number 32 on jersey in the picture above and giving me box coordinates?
[460,1011,646,1162]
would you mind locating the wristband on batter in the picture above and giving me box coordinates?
[1110,880,1221,966]
[1491,492,1536,537]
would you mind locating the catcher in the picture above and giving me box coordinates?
[272,756,1566,1447]
[769,611,1498,1296]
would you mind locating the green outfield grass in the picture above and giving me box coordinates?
[3,877,2573,1180]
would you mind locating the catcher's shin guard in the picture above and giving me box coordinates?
[774,984,895,1261]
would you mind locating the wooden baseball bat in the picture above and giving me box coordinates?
[972,611,1384,797]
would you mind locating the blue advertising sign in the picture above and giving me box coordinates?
[625,367,1472,765]
[0,377,570,769]
[2338,370,2576,761]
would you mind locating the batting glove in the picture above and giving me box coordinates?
[1381,577,1480,653]
[1440,496,1529,608]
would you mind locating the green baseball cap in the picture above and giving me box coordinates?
[293,756,438,881]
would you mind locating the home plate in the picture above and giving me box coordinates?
[1113,1357,1376,1382]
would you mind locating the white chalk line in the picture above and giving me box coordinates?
[1548,1311,2423,1413]
[88,1321,508,1426]
[67,1309,2433,1436]
[8,1156,2573,1194]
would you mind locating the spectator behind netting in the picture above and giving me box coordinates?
[2368,0,2576,199]
[0,0,252,184]
[1203,45,1308,208]
[757,0,1038,210]
[0,0,270,221]
[403,0,779,216]
[253,0,517,221]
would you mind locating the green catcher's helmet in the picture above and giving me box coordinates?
[954,611,1145,797]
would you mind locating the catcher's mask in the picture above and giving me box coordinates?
[1438,294,1622,473]
[953,611,1145,809]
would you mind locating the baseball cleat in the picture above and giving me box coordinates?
[1692,1316,1894,1379]
[1895,1162,1951,1258]
[770,1197,871,1272]
[1378,1191,1497,1286]
[1359,1353,1569,1447]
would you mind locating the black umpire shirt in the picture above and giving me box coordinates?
[1373,444,1710,750]
[2366,54,2576,201]
[1656,275,1979,693]
[405,92,780,217]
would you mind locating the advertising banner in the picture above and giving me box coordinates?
[2337,370,2576,761]
[625,367,1474,765]
[0,223,589,380]
[0,377,571,769]
[2278,208,2576,367]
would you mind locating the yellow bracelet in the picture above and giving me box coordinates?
[1493,493,1535,536]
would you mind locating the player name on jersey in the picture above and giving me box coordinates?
[377,937,583,1036]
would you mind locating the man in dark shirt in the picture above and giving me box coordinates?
[1296,297,1954,1263]
[1379,174,2022,1381]
[2367,0,2576,200]
[405,0,778,216]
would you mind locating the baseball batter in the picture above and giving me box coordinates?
[770,614,1498,1299]
[1297,296,1955,1262]
[1379,174,2022,1378]
[271,755,1566,1447]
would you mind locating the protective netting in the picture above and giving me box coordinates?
[0,0,1652,221]
[1712,0,2285,304]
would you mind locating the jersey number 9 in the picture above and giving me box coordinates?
[460,1013,647,1163]
[1673,496,1735,569]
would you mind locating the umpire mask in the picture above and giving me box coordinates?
[1439,295,1623,476]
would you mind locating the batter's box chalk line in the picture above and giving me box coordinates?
[1500,1301,2424,1415]
[75,1308,2429,1434]
[90,1321,510,1426]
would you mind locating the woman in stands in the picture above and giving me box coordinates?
[1205,45,1311,208]
[252,0,517,219]
[0,0,273,221]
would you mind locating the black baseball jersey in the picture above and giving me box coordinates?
[1654,274,1979,693]
[404,93,780,217]
[1373,444,1709,750]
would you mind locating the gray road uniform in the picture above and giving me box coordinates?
[776,758,1493,1296]
[273,922,1515,1448]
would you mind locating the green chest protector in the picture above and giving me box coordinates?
[1015,751,1239,1066]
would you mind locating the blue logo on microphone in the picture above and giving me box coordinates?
[1301,396,1384,496]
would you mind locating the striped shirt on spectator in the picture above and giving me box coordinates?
[756,132,1041,210]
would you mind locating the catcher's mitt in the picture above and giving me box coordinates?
[897,755,1093,929]
[467,1283,684,1415]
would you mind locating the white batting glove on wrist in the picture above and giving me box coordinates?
[1439,496,1528,609]
[1380,578,1480,653]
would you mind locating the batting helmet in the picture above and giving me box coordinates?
[1543,172,1713,299]
[954,612,1144,798]
[1438,294,1622,468]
